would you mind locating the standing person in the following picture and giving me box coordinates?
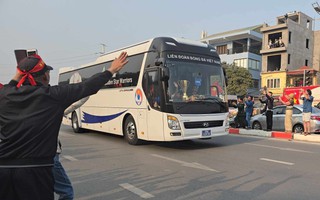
[300,89,314,135]
[259,88,274,131]
[53,95,90,200]
[233,97,246,128]
[53,139,74,200]
[279,93,294,133]
[245,95,254,129]
[0,52,128,200]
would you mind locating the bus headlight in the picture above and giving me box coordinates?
[167,115,181,130]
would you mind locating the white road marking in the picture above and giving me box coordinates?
[246,143,314,153]
[120,183,154,199]
[76,188,123,200]
[260,158,294,166]
[62,155,78,161]
[151,154,219,172]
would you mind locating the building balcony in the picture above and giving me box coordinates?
[226,46,261,55]
[260,46,286,54]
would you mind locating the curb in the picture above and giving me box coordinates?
[271,131,293,139]
[229,128,319,142]
[229,128,239,134]
[293,133,320,142]
[239,129,272,137]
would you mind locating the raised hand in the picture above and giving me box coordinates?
[108,52,129,74]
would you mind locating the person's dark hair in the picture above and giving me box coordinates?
[33,74,46,82]
[307,89,312,96]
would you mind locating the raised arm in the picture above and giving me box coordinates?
[107,52,129,74]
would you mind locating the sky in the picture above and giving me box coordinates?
[0,0,319,85]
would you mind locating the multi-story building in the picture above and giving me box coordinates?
[260,11,319,96]
[200,25,263,95]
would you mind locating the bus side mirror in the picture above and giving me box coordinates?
[155,58,165,66]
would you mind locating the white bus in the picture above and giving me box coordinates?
[59,37,229,145]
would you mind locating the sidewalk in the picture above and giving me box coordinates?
[229,128,320,143]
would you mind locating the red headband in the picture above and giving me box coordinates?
[16,55,46,88]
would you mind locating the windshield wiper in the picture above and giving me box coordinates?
[175,100,195,110]
[201,97,227,108]
[175,96,226,110]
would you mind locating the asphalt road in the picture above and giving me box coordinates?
[58,125,320,200]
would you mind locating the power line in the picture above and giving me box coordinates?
[46,53,99,66]
[47,53,97,62]
[99,43,107,55]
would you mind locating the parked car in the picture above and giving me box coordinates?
[250,105,320,133]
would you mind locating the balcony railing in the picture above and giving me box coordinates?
[226,47,261,55]
[260,46,287,54]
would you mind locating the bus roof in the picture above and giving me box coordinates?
[59,37,217,74]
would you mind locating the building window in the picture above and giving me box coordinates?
[307,20,310,29]
[306,39,309,49]
[267,55,281,71]
[247,59,260,70]
[289,31,292,43]
[267,78,280,88]
[267,32,284,49]
[235,58,260,70]
[234,58,248,69]
[305,59,309,66]
[216,45,227,55]
[288,54,291,64]
[253,79,259,89]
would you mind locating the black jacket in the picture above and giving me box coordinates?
[260,93,274,112]
[0,71,113,167]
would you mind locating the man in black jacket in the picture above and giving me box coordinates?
[0,52,128,200]
[260,88,274,131]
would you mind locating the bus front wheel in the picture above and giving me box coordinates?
[124,116,141,145]
[72,112,84,133]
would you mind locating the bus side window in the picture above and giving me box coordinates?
[143,71,160,110]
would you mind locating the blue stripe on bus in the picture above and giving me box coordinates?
[81,110,127,123]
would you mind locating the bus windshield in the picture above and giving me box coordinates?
[166,60,226,103]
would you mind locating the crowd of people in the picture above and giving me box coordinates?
[268,37,285,49]
[232,86,314,135]
[233,96,253,129]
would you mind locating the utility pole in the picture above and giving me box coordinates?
[312,2,320,15]
[100,43,106,55]
[303,69,306,86]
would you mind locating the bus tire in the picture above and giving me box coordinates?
[124,116,141,145]
[72,112,84,133]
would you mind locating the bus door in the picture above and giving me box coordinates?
[142,69,165,141]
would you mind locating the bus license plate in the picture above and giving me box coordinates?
[202,130,211,137]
